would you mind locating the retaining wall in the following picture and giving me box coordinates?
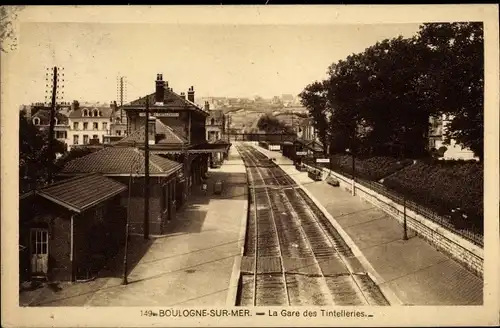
[304,164,484,278]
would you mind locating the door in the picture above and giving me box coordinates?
[30,228,49,277]
[169,182,176,221]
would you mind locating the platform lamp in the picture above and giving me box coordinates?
[345,148,355,196]
[122,143,141,285]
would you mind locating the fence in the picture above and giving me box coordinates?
[303,158,483,247]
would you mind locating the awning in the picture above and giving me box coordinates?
[150,142,231,155]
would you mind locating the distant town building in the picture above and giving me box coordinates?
[29,106,70,150]
[206,107,225,142]
[103,102,128,144]
[67,106,113,150]
[428,114,478,161]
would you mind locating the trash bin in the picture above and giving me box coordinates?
[214,180,223,195]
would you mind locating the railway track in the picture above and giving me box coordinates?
[235,142,389,306]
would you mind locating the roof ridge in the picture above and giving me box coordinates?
[162,124,186,143]
[149,154,167,172]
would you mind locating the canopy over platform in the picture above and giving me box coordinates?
[150,141,231,155]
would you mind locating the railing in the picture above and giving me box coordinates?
[303,158,483,247]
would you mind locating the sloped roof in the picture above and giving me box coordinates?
[32,109,69,125]
[114,120,187,146]
[125,88,208,115]
[61,147,182,176]
[69,107,113,119]
[35,173,127,213]
[207,109,224,120]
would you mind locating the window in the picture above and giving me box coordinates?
[56,131,66,139]
[116,117,121,124]
[83,122,88,130]
[102,122,107,131]
[92,134,98,140]
[83,109,88,117]
[93,110,98,117]
[210,118,215,125]
[32,117,40,125]
[73,135,79,145]
[83,135,89,145]
[93,122,98,130]
[116,130,122,136]
[73,122,79,130]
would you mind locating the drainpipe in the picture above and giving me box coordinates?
[70,214,75,282]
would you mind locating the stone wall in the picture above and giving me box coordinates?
[304,164,484,277]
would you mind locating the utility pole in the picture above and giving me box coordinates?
[46,66,64,184]
[117,76,126,121]
[144,95,150,240]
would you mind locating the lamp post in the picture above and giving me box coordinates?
[122,153,140,285]
[346,148,355,196]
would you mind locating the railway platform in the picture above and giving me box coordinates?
[253,144,483,306]
[21,145,248,307]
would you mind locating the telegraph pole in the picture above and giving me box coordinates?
[144,95,150,240]
[46,66,63,184]
[117,76,126,121]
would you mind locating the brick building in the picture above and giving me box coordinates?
[19,174,127,282]
[119,74,230,203]
[58,147,182,236]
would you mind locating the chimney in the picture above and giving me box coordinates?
[187,86,195,103]
[204,101,210,111]
[180,92,186,100]
[155,74,165,104]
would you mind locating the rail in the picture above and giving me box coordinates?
[236,142,389,306]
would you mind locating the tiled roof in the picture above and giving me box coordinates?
[126,88,207,115]
[69,107,113,119]
[36,173,127,213]
[115,120,187,146]
[61,147,182,175]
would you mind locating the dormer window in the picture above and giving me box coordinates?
[32,117,40,125]
[93,109,99,117]
[211,118,215,125]
[83,109,89,117]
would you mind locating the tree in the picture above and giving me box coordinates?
[417,22,484,160]
[256,114,295,134]
[300,22,484,160]
[19,110,65,193]
[299,81,330,154]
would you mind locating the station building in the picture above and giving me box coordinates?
[19,174,127,282]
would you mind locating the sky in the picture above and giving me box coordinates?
[5,21,422,107]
